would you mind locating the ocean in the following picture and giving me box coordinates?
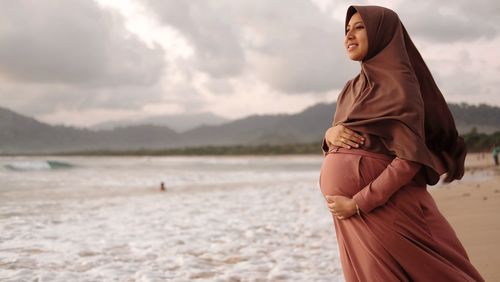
[0,155,344,281]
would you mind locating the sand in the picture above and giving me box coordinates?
[430,153,500,282]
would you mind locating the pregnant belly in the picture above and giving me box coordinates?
[319,153,364,197]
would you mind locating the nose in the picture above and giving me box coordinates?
[345,29,354,39]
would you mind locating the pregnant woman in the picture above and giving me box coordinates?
[319,5,484,281]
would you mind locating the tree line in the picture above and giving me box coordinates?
[25,129,494,156]
[462,128,500,153]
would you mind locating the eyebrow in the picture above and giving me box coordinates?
[346,21,364,27]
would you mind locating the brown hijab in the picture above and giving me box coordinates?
[333,5,466,185]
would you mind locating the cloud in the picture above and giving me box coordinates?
[395,0,500,42]
[0,0,167,121]
[144,0,358,95]
[0,0,499,127]
[0,81,166,117]
[0,0,164,87]
[142,0,246,78]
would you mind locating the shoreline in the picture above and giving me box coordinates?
[430,154,500,281]
[0,153,498,280]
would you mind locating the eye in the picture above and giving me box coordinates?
[356,25,364,30]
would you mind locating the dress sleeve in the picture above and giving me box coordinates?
[352,157,421,213]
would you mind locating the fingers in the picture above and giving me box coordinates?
[340,133,361,148]
[325,125,365,150]
[330,128,365,149]
[340,130,364,144]
[332,210,350,220]
[330,209,346,219]
[332,136,353,149]
[327,202,348,219]
[332,139,351,149]
[326,199,339,213]
[329,207,340,217]
[325,197,353,219]
[327,201,337,214]
[340,131,362,143]
[342,127,365,143]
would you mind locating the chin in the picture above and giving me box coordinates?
[347,52,361,61]
[348,55,362,61]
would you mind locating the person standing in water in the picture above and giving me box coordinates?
[492,144,499,166]
[319,5,484,281]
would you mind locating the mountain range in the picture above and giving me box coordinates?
[1,102,499,154]
[91,112,229,132]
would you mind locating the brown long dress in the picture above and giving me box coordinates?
[319,147,484,281]
[319,5,484,281]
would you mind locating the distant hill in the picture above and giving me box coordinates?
[0,107,182,153]
[0,102,499,154]
[180,102,333,147]
[91,112,229,132]
[448,103,500,134]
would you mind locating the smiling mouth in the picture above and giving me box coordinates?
[347,44,358,51]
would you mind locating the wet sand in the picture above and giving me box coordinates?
[430,153,500,282]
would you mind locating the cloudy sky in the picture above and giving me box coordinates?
[0,0,499,127]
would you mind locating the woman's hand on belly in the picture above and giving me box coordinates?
[324,125,365,150]
[325,195,359,220]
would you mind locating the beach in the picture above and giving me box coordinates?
[430,153,500,282]
[0,154,498,281]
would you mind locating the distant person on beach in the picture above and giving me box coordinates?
[160,182,166,192]
[318,5,484,281]
[493,144,500,166]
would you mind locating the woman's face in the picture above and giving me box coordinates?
[345,12,368,61]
